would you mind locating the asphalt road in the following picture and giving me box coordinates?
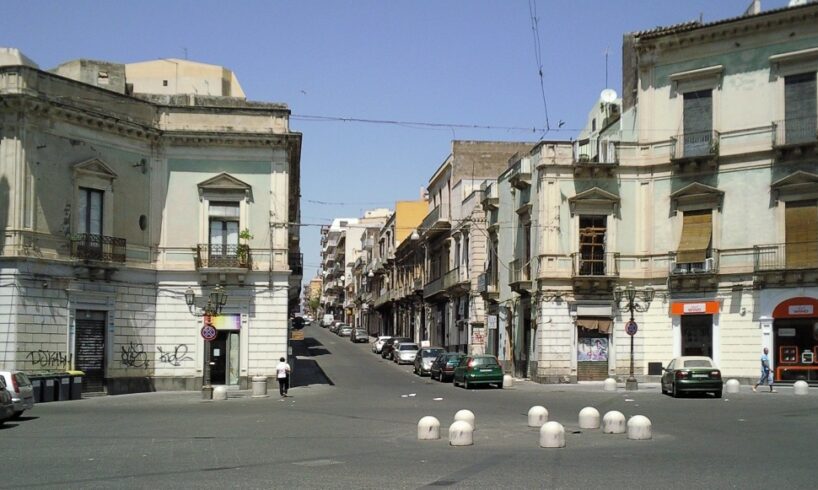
[2,323,817,489]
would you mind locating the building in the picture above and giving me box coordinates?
[0,50,302,393]
[320,218,357,322]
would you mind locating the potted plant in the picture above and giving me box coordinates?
[238,228,253,266]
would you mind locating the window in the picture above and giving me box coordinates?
[682,89,713,157]
[676,210,713,270]
[462,233,470,271]
[578,216,606,276]
[78,187,103,235]
[784,73,817,145]
[523,223,532,279]
[785,200,818,269]
[209,202,240,257]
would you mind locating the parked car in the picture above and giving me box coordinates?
[393,343,420,365]
[453,355,504,389]
[0,377,14,425]
[322,314,334,328]
[413,347,446,376]
[0,371,35,419]
[350,329,368,343]
[661,356,722,398]
[338,326,353,337]
[430,352,464,382]
[372,336,392,354]
[381,337,412,360]
[329,321,344,334]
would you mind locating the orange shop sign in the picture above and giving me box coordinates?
[670,301,720,315]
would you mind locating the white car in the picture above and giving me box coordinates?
[0,371,35,419]
[372,336,392,354]
[394,343,419,365]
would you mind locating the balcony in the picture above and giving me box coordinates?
[423,275,447,300]
[481,181,498,210]
[754,242,818,286]
[570,252,618,293]
[772,117,817,159]
[670,130,720,172]
[413,277,424,293]
[195,244,251,280]
[70,233,126,263]
[509,158,532,190]
[572,138,619,177]
[509,259,533,294]
[289,253,303,276]
[668,251,719,291]
[420,205,451,239]
[443,267,469,294]
[477,272,499,301]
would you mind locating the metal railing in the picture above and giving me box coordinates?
[572,138,619,165]
[772,117,818,147]
[670,130,720,160]
[421,205,448,231]
[571,252,619,277]
[477,272,498,294]
[443,267,463,290]
[70,233,126,263]
[195,244,251,269]
[423,275,445,298]
[754,242,818,271]
[668,251,719,275]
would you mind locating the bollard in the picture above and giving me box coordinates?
[212,385,228,401]
[503,374,513,388]
[603,378,617,392]
[539,421,565,448]
[448,420,473,446]
[793,380,809,395]
[725,379,740,394]
[418,416,441,440]
[602,410,626,434]
[251,376,268,397]
[627,415,652,440]
[454,409,475,429]
[528,406,549,427]
[578,407,600,429]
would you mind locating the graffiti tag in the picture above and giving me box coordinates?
[26,350,72,368]
[157,345,193,366]
[120,342,149,369]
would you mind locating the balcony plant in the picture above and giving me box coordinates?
[237,228,253,266]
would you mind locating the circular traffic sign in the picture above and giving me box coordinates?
[625,320,638,336]
[201,325,217,341]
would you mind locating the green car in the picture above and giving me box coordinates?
[453,355,503,389]
[661,356,723,398]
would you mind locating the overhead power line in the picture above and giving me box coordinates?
[291,114,549,134]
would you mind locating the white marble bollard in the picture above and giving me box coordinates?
[454,409,475,429]
[602,410,626,434]
[418,416,440,440]
[627,415,652,440]
[725,379,740,394]
[578,407,600,429]
[212,385,228,401]
[528,406,549,427]
[794,380,809,395]
[449,420,473,446]
[251,376,268,397]
[603,378,617,392]
[539,421,565,448]
[503,374,513,388]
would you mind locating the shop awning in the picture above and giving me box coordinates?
[577,317,612,334]
[677,210,712,264]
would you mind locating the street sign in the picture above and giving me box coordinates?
[201,324,217,342]
[625,320,638,336]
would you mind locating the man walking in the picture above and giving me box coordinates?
[276,356,292,397]
[752,347,775,393]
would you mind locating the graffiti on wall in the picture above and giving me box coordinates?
[26,350,72,368]
[120,342,149,369]
[157,345,193,366]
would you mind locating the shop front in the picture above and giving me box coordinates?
[205,314,241,386]
[772,297,818,382]
[576,317,611,381]
[670,300,720,362]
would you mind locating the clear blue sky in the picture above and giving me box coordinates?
[2,0,791,282]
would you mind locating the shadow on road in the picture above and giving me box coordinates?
[290,336,334,388]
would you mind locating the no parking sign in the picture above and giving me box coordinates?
[625,320,638,336]
[201,324,217,341]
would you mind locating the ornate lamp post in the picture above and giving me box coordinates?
[613,282,654,391]
[185,286,228,399]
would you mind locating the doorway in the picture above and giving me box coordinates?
[75,310,107,393]
[514,299,531,378]
[681,314,713,357]
[208,330,240,385]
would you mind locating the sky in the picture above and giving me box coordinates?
[1,0,794,283]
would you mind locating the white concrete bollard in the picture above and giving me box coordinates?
[603,378,617,392]
[794,380,809,395]
[578,407,600,429]
[602,410,626,434]
[454,409,475,429]
[448,420,473,446]
[503,374,513,388]
[528,406,549,427]
[539,421,566,448]
[212,385,228,401]
[418,416,441,440]
[627,415,652,440]
[251,376,268,397]
[725,379,740,394]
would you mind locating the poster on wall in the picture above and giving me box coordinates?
[577,337,608,361]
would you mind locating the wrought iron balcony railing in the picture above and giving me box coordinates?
[772,117,818,147]
[195,244,251,269]
[571,252,620,277]
[670,130,720,160]
[668,251,718,275]
[70,233,126,263]
[754,242,818,272]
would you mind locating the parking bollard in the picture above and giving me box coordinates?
[725,379,740,394]
[252,376,268,397]
[213,385,228,401]
[602,410,626,434]
[528,406,548,427]
[454,409,475,429]
[418,416,441,440]
[578,407,600,429]
[503,375,513,388]
[539,421,565,448]
[448,421,473,446]
[627,415,652,440]
[603,378,617,392]
[793,380,809,395]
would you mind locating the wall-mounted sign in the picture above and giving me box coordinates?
[204,314,241,330]
[670,301,720,315]
[773,297,818,319]
[488,315,498,330]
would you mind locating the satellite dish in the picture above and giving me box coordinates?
[600,89,617,103]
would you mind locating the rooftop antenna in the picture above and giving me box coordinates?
[604,47,609,89]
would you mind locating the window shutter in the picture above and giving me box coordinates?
[784,73,817,145]
[683,90,713,156]
[785,200,818,268]
[677,210,712,264]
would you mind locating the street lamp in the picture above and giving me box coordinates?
[613,282,654,391]
[184,286,228,399]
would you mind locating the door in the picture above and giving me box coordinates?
[577,323,610,381]
[681,315,713,357]
[208,330,240,386]
[682,89,713,157]
[75,311,107,393]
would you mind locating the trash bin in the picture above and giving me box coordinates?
[41,376,56,403]
[67,370,84,400]
[29,375,43,403]
[55,373,71,401]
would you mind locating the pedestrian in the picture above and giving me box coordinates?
[752,347,775,393]
[276,356,291,397]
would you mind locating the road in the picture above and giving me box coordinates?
[2,323,816,489]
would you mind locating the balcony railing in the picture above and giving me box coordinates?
[480,181,498,210]
[477,272,498,295]
[668,251,718,275]
[509,158,532,189]
[571,252,619,277]
[670,130,720,160]
[772,117,818,147]
[572,138,619,165]
[443,267,468,290]
[423,275,445,299]
[195,244,251,269]
[754,242,818,272]
[420,205,450,236]
[70,233,126,263]
[509,259,531,284]
[289,252,303,276]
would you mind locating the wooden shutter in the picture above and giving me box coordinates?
[784,73,817,144]
[785,201,818,268]
[683,90,713,156]
[677,210,712,264]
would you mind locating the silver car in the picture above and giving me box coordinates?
[0,371,35,419]
[394,343,419,365]
[414,347,446,376]
[372,336,392,354]
[0,377,15,424]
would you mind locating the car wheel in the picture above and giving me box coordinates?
[10,411,23,420]
[672,382,679,398]
[714,390,722,399]
[464,379,470,390]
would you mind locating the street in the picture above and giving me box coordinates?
[2,324,817,489]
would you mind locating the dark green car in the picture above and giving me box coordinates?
[453,355,503,389]
[661,356,723,398]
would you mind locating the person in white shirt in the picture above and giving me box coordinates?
[276,357,292,397]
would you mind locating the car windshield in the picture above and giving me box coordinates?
[399,344,418,351]
[423,349,445,358]
[14,372,31,386]
[471,357,499,367]
[683,359,713,368]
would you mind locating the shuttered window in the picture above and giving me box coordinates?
[677,210,712,264]
[784,73,817,145]
[785,200,818,269]
[683,90,713,157]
